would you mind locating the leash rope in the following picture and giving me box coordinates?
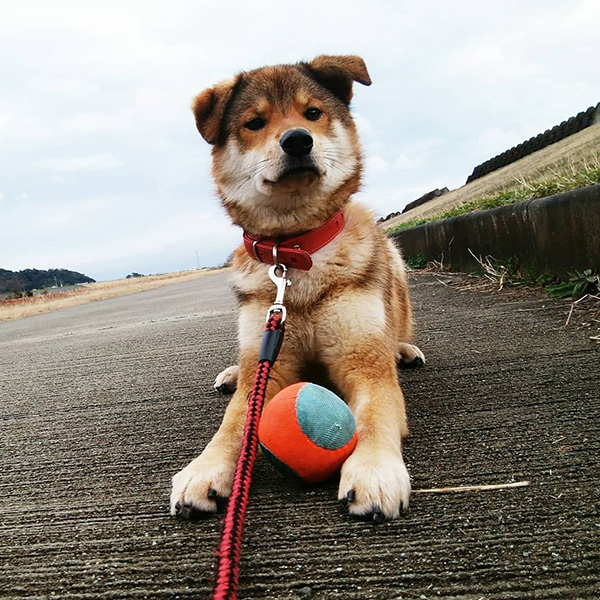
[211,264,289,600]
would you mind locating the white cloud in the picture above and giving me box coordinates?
[24,212,230,267]
[353,112,376,139]
[393,139,443,171]
[27,75,99,97]
[393,155,423,171]
[47,214,72,227]
[37,154,125,173]
[0,113,55,141]
[356,181,448,217]
[474,127,532,160]
[61,113,130,135]
[363,139,443,183]
[365,155,389,174]
[0,113,9,134]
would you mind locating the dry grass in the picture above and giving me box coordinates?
[384,123,600,230]
[388,153,600,233]
[0,269,226,323]
[563,294,600,343]
[407,260,549,300]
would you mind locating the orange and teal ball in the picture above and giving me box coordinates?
[258,382,357,484]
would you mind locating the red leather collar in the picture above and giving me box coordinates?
[243,209,345,271]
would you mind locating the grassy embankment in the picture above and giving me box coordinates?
[386,155,600,234]
[0,269,225,323]
[392,156,600,310]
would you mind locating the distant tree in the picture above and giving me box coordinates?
[0,268,95,293]
[126,272,145,279]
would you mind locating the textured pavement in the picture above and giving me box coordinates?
[1,270,599,599]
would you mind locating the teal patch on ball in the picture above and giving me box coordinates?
[295,383,356,450]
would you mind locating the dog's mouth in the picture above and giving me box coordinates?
[264,165,321,187]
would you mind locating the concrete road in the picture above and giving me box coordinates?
[1,271,598,599]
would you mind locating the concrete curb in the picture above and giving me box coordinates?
[390,184,600,276]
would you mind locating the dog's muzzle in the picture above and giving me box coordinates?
[280,129,313,158]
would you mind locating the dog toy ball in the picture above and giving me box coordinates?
[258,382,357,483]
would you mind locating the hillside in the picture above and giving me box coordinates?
[383,122,600,230]
[0,268,95,294]
[466,102,599,183]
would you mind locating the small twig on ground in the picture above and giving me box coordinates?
[565,294,589,327]
[413,480,531,494]
[565,293,591,327]
[565,304,575,327]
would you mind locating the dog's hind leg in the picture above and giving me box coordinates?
[385,242,425,369]
[214,365,239,394]
[397,342,425,369]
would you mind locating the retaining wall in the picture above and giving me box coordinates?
[390,184,600,276]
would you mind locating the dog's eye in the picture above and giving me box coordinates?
[305,107,322,121]
[244,117,266,131]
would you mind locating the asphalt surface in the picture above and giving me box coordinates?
[1,270,599,599]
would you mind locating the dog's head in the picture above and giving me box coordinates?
[192,55,371,235]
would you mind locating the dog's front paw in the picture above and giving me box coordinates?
[170,451,236,518]
[214,365,239,394]
[338,448,411,522]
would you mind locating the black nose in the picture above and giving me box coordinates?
[280,129,313,158]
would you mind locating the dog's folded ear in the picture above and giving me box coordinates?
[305,55,372,105]
[192,78,237,145]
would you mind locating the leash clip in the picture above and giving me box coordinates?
[266,263,291,323]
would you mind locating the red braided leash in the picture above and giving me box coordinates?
[211,312,285,600]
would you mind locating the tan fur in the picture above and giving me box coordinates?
[171,55,424,521]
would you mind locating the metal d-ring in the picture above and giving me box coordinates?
[272,242,279,266]
[252,239,261,262]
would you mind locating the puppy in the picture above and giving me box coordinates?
[171,55,424,521]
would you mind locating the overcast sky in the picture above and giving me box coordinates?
[1,0,599,281]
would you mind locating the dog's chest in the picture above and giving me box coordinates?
[234,265,332,312]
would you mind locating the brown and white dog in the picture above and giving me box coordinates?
[170,55,425,521]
